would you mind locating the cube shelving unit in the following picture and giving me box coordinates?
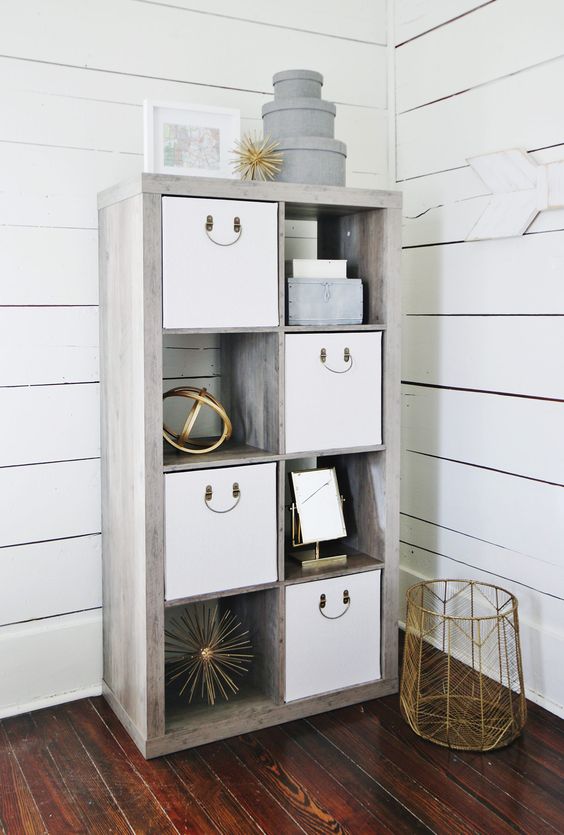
[98,174,401,758]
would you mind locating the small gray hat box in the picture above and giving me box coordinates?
[287,277,363,325]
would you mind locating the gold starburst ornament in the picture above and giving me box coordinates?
[165,605,253,705]
[231,133,283,181]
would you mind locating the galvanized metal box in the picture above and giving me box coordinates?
[287,276,363,325]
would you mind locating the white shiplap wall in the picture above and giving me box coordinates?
[395,0,564,717]
[0,0,389,716]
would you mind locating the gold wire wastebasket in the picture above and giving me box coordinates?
[400,580,526,751]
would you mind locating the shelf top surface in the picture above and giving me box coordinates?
[98,173,402,214]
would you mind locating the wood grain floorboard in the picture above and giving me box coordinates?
[2,713,84,835]
[4,709,132,835]
[280,718,432,835]
[0,722,46,835]
[165,747,265,834]
[29,706,133,835]
[251,723,385,833]
[196,739,306,834]
[308,707,487,835]
[225,731,348,833]
[0,689,563,835]
[369,696,559,835]
[90,697,220,834]
[278,718,432,834]
[64,700,178,834]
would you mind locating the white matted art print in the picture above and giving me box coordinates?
[144,101,240,178]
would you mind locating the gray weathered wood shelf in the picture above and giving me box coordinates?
[163,440,277,472]
[284,549,384,584]
[99,174,401,758]
[284,324,386,332]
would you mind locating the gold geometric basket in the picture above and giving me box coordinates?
[400,580,526,751]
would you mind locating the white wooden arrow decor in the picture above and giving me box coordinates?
[466,149,564,240]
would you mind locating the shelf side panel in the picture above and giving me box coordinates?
[223,332,280,454]
[143,193,166,738]
[99,193,164,740]
[378,207,402,682]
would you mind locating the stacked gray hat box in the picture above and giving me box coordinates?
[262,70,347,186]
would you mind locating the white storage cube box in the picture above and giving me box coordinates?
[165,462,278,600]
[285,332,382,453]
[287,277,363,325]
[285,571,381,701]
[162,197,279,329]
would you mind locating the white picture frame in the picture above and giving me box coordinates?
[143,100,240,178]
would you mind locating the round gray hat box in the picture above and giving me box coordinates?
[264,69,347,187]
[262,98,335,139]
[274,137,346,186]
[273,69,323,99]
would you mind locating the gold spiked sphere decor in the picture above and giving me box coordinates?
[400,579,527,751]
[165,604,253,706]
[231,133,283,181]
[163,386,232,454]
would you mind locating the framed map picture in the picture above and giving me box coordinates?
[144,101,240,178]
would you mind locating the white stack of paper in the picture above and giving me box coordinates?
[291,259,347,279]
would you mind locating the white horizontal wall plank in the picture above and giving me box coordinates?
[0,384,100,466]
[0,100,387,233]
[0,610,102,718]
[0,66,387,226]
[402,385,564,485]
[0,460,100,548]
[162,335,222,435]
[0,228,98,305]
[395,0,489,44]
[0,86,387,177]
[402,233,564,315]
[396,0,564,112]
[0,307,99,386]
[339,107,388,187]
[285,237,317,259]
[401,451,564,566]
[402,146,564,246]
[144,0,387,43]
[0,56,286,148]
[402,316,564,399]
[162,334,220,378]
[0,535,101,626]
[400,516,564,602]
[0,57,268,144]
[0,143,141,228]
[399,553,564,718]
[1,0,386,108]
[398,57,564,180]
[0,90,142,155]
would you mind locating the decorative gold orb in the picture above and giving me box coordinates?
[165,605,253,705]
[231,133,283,181]
[163,386,232,454]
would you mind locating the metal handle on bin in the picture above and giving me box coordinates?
[204,482,241,513]
[320,347,353,373]
[205,215,242,246]
[319,590,351,619]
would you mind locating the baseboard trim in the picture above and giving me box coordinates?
[0,684,102,720]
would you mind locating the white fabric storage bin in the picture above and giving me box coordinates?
[285,331,382,453]
[162,196,279,329]
[165,462,278,600]
[287,277,362,325]
[285,571,381,701]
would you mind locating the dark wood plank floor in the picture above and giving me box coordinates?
[0,693,563,834]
